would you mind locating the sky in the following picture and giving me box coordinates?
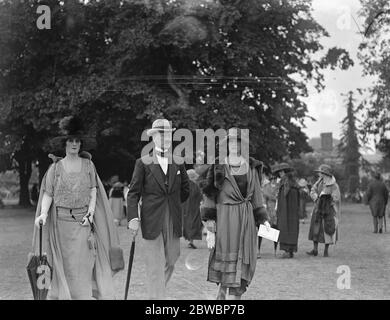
[302,0,376,146]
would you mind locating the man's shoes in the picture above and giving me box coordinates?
[306,250,318,256]
[379,228,383,234]
[188,242,197,249]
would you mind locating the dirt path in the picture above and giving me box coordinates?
[0,203,389,299]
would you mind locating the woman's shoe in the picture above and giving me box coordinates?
[306,250,318,256]
[280,251,292,259]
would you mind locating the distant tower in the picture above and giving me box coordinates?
[321,132,333,152]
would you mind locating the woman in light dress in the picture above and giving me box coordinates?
[31,116,123,299]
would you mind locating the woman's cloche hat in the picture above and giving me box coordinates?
[272,162,294,174]
[146,119,176,136]
[314,164,333,177]
[49,115,97,151]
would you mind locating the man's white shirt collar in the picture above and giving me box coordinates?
[155,147,169,174]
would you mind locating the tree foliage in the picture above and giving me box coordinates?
[0,0,354,204]
[338,91,361,193]
[358,0,390,156]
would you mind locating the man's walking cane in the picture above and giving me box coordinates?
[124,236,136,300]
[124,200,141,300]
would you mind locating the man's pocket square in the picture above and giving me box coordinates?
[176,170,180,175]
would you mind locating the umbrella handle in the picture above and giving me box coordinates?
[39,221,43,259]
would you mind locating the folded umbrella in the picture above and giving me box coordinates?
[26,222,53,300]
[124,236,136,300]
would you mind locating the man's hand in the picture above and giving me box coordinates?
[264,221,271,231]
[34,213,47,227]
[80,212,94,227]
[128,219,140,238]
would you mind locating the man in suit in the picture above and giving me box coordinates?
[127,119,190,299]
[366,172,388,233]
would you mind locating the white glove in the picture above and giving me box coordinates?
[264,221,271,231]
[128,218,140,238]
[206,230,215,249]
[34,213,47,227]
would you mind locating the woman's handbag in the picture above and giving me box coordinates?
[109,247,125,272]
[86,214,124,270]
[86,216,97,254]
[317,194,336,235]
[323,209,336,235]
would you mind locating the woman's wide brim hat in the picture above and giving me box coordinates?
[146,119,176,136]
[219,127,250,145]
[48,116,97,151]
[272,162,294,174]
[314,164,333,177]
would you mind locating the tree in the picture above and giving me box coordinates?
[338,91,361,194]
[0,0,354,205]
[358,0,390,157]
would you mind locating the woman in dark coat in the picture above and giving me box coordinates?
[366,172,388,233]
[201,128,270,300]
[307,164,341,257]
[272,163,300,259]
[182,169,203,248]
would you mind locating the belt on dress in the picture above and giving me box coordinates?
[56,206,88,221]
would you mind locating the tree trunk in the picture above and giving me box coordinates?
[18,157,32,207]
[14,144,33,207]
[37,151,51,187]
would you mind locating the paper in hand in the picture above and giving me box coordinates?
[258,224,279,242]
[206,230,215,249]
